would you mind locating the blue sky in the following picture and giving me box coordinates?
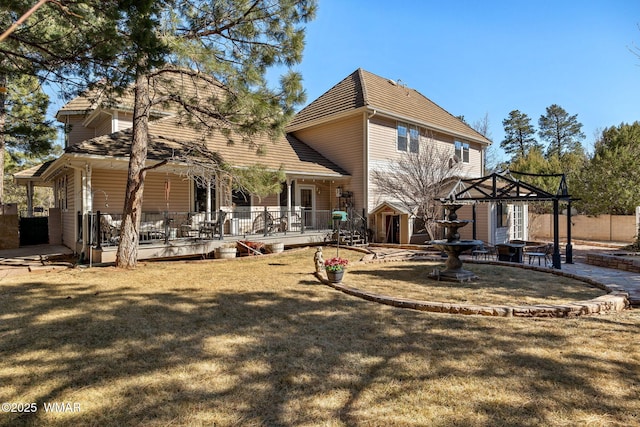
[289,0,640,157]
[45,1,640,159]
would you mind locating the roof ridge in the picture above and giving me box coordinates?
[357,68,369,106]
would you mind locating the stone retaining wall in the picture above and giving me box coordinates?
[315,256,630,318]
[586,253,640,273]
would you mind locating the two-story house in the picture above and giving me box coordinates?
[15,68,520,261]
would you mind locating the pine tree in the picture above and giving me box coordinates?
[501,110,540,161]
[538,104,585,158]
[0,74,56,204]
[573,122,640,215]
[3,0,316,268]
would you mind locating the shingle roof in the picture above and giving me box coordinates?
[288,68,491,144]
[65,116,348,177]
[12,160,55,180]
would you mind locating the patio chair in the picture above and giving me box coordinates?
[252,211,275,234]
[472,242,491,260]
[99,214,121,244]
[527,243,553,266]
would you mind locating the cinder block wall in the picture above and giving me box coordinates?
[530,213,637,243]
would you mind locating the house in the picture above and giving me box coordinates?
[14,68,524,260]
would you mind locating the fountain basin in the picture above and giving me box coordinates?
[430,239,483,282]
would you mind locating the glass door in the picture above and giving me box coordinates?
[298,185,315,229]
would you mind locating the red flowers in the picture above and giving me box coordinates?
[324,257,348,272]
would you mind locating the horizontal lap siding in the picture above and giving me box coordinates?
[61,170,76,247]
[368,117,398,211]
[292,114,365,210]
[90,169,127,214]
[476,204,491,243]
[140,172,191,213]
[95,117,112,136]
[117,113,133,131]
[67,117,95,146]
[90,169,190,214]
[369,116,399,162]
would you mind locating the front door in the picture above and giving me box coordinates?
[385,215,400,244]
[298,185,315,229]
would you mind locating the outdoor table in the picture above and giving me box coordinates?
[496,243,525,263]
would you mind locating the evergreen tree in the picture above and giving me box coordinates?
[3,1,316,268]
[0,74,56,204]
[573,122,640,215]
[538,104,585,157]
[501,110,540,160]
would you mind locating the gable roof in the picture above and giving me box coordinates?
[13,160,56,185]
[62,116,348,178]
[288,68,491,145]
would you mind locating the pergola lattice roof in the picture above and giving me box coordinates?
[446,170,572,203]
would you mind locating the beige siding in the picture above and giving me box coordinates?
[142,172,191,213]
[61,170,76,247]
[314,182,332,211]
[117,112,134,131]
[90,169,127,213]
[369,116,399,162]
[66,116,95,146]
[465,141,483,176]
[95,116,112,137]
[257,194,279,207]
[475,204,491,243]
[292,114,365,210]
[90,169,191,214]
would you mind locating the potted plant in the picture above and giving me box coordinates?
[215,242,237,259]
[324,256,348,283]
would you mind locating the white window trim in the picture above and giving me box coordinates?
[455,140,470,163]
[397,122,420,153]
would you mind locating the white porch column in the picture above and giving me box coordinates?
[205,178,212,221]
[286,179,292,225]
[81,165,92,257]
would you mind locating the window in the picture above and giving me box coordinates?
[409,126,419,153]
[455,140,470,163]
[397,122,419,153]
[397,122,407,151]
[497,203,509,228]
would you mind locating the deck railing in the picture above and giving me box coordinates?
[87,208,336,248]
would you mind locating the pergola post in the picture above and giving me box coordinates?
[472,203,477,240]
[552,199,561,269]
[566,200,573,264]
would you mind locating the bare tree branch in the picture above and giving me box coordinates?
[371,134,463,240]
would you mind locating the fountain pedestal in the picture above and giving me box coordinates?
[429,203,481,282]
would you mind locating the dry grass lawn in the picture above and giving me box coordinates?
[0,247,638,426]
[346,260,606,306]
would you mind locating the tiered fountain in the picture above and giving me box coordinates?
[429,202,482,282]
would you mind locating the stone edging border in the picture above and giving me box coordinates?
[314,255,630,318]
[586,253,640,274]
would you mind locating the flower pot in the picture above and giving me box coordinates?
[215,247,237,259]
[326,269,344,283]
[266,242,284,254]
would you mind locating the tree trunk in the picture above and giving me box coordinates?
[0,73,6,206]
[115,71,150,268]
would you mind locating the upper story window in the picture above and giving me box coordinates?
[397,122,419,153]
[455,140,470,163]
